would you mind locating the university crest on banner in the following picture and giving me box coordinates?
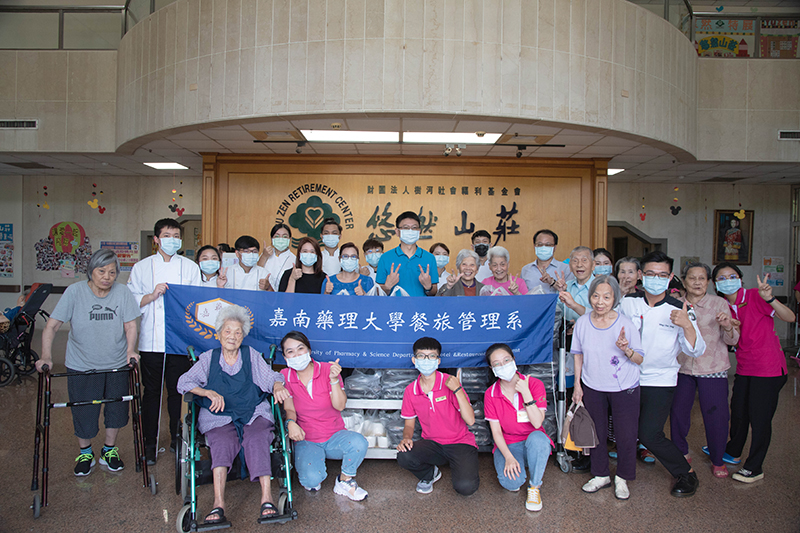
[183,297,254,340]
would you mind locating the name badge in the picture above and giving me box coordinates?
[435,395,447,403]
[517,409,530,423]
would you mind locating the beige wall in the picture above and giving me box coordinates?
[115,0,698,157]
[0,51,117,152]
[696,58,800,162]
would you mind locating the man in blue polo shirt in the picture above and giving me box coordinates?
[376,211,439,296]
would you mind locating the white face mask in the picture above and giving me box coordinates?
[400,229,420,245]
[286,352,311,372]
[159,237,182,256]
[272,237,290,252]
[240,252,259,267]
[492,361,517,382]
[322,235,340,249]
[366,252,382,267]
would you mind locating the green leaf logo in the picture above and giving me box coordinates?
[288,195,340,241]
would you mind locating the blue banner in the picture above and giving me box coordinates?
[165,285,557,368]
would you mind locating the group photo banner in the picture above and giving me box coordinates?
[165,285,558,368]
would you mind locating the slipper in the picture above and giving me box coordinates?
[204,507,226,525]
[702,446,741,465]
[259,502,278,520]
[713,465,729,478]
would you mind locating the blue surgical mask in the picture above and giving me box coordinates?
[286,353,311,372]
[414,358,439,376]
[272,237,290,251]
[535,246,554,261]
[643,275,670,295]
[240,252,258,267]
[435,255,449,268]
[366,252,382,267]
[199,260,220,275]
[159,237,182,256]
[594,265,613,276]
[341,257,359,273]
[715,278,742,295]
[322,235,340,249]
[400,229,420,245]
[300,253,318,267]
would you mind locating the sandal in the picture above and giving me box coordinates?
[259,502,278,520]
[713,465,729,478]
[204,507,226,525]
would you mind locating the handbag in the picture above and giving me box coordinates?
[561,401,600,454]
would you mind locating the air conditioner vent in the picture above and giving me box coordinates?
[0,120,38,129]
[779,130,800,140]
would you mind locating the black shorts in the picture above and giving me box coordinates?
[67,367,130,440]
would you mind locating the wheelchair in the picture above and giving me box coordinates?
[175,345,298,532]
[0,283,52,386]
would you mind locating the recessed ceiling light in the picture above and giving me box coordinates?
[608,168,625,176]
[301,130,399,143]
[403,132,502,144]
[144,162,189,170]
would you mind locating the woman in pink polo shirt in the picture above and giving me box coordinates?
[484,343,552,512]
[278,331,368,501]
[712,262,794,483]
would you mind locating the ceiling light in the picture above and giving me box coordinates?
[144,162,189,170]
[403,132,501,144]
[301,130,399,143]
[607,168,625,176]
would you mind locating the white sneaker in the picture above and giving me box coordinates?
[415,466,442,494]
[614,476,630,500]
[305,483,321,492]
[333,476,368,501]
[526,485,542,511]
[582,476,612,493]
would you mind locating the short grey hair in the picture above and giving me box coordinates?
[87,249,120,281]
[215,305,251,336]
[487,246,510,264]
[681,261,711,280]
[588,275,622,309]
[570,246,594,261]
[455,249,479,269]
[615,256,641,277]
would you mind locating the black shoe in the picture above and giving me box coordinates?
[145,447,156,466]
[671,472,699,497]
[169,439,179,453]
[572,455,592,471]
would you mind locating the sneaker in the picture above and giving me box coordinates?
[305,484,321,492]
[732,468,764,483]
[333,475,368,501]
[74,452,95,477]
[582,476,612,493]
[415,466,442,494]
[526,485,542,512]
[99,447,124,472]
[614,477,630,500]
[702,446,740,465]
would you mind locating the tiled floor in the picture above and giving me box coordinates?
[2,332,799,532]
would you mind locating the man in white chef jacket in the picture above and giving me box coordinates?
[128,218,201,464]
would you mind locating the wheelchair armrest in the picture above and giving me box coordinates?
[183,392,195,403]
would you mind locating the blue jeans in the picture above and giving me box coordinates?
[294,430,368,489]
[492,431,551,491]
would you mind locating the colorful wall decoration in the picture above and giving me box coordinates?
[35,221,92,273]
[100,241,140,272]
[0,223,13,278]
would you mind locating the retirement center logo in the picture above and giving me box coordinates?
[275,184,355,245]
[185,298,254,340]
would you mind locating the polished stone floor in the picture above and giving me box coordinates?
[2,332,799,532]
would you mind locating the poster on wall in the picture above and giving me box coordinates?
[760,19,800,59]
[695,18,755,57]
[0,223,13,278]
[762,256,785,287]
[35,221,93,274]
[100,241,140,272]
[712,210,754,266]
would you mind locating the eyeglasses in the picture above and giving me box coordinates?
[414,352,440,360]
[643,271,671,279]
[341,254,358,260]
[490,357,514,368]
[715,274,740,281]
[534,243,554,248]
[239,248,259,254]
[399,225,420,231]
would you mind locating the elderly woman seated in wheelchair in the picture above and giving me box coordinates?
[177,305,290,526]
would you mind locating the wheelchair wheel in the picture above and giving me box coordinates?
[14,348,38,376]
[176,415,190,499]
[0,357,15,387]
[277,491,288,515]
[32,493,41,519]
[150,473,157,495]
[176,503,191,533]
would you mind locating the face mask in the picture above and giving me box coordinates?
[414,358,439,376]
[594,265,613,276]
[286,353,311,372]
[400,229,420,245]
[159,237,181,256]
[272,237,290,251]
[366,252,382,268]
[199,260,220,275]
[474,244,489,257]
[715,278,742,295]
[341,257,359,273]
[435,255,449,268]
[535,246,554,261]
[492,361,517,382]
[322,235,340,249]
[240,252,258,267]
[300,253,318,267]
[643,276,670,295]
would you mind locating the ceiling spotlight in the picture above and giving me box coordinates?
[516,145,526,158]
[296,141,306,154]
[516,151,522,158]
[443,144,453,157]
[455,147,462,157]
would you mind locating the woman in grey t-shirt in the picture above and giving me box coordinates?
[36,249,141,477]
